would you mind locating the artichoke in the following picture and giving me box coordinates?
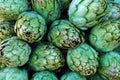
[89,20,120,52]
[14,11,47,43]
[0,36,31,67]
[61,71,86,80]
[0,0,28,20]
[0,20,15,42]
[98,51,120,80]
[48,20,85,49]
[0,67,28,80]
[101,2,120,21]
[31,71,58,80]
[67,43,98,76]
[31,0,60,23]
[68,0,107,30]
[29,43,65,71]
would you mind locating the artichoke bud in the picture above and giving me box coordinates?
[48,20,85,49]
[0,36,31,67]
[89,20,120,52]
[67,43,99,76]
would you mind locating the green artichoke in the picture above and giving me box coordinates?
[98,51,120,80]
[48,20,85,49]
[101,2,120,21]
[61,71,86,80]
[29,43,65,71]
[0,36,31,67]
[31,71,58,80]
[0,67,28,80]
[0,20,15,42]
[31,0,60,23]
[67,43,98,76]
[14,11,47,43]
[0,0,28,20]
[89,20,120,52]
[68,0,107,30]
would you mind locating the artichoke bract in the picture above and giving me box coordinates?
[0,0,28,20]
[31,71,58,80]
[29,43,65,71]
[31,0,60,23]
[61,71,86,80]
[89,20,120,52]
[67,43,98,76]
[14,11,47,43]
[107,0,120,4]
[0,63,5,69]
[0,20,15,42]
[101,2,120,21]
[68,0,107,30]
[0,36,31,67]
[48,20,85,49]
[0,68,28,80]
[98,51,120,80]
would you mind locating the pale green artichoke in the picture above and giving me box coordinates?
[0,67,28,80]
[61,71,86,80]
[98,51,120,80]
[32,0,60,23]
[0,36,31,67]
[31,71,58,80]
[48,20,85,49]
[68,0,107,30]
[101,2,120,21]
[67,43,98,76]
[29,43,65,71]
[89,20,120,52]
[0,20,15,42]
[14,11,47,43]
[0,0,28,20]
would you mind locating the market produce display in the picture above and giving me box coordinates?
[0,0,120,80]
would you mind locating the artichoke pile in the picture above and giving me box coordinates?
[0,0,120,80]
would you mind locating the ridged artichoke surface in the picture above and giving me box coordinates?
[29,43,65,71]
[68,0,107,30]
[0,0,28,20]
[14,12,47,43]
[0,67,28,80]
[67,43,98,76]
[107,0,120,4]
[48,20,85,49]
[101,2,120,21]
[0,20,15,42]
[32,0,60,23]
[0,36,31,67]
[98,51,120,80]
[89,20,120,52]
[61,71,86,80]
[31,71,58,80]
